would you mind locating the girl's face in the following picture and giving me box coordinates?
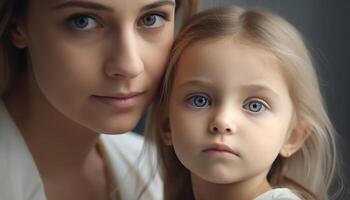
[16,0,175,133]
[167,38,295,185]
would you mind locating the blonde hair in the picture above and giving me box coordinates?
[0,0,201,97]
[145,5,344,200]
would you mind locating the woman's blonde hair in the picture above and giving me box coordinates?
[0,0,201,97]
[145,5,344,200]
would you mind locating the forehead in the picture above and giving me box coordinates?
[177,37,283,82]
[46,0,175,5]
[30,0,176,14]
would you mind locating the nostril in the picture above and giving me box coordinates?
[210,124,234,134]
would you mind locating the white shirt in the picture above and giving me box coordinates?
[0,100,163,200]
[254,188,302,200]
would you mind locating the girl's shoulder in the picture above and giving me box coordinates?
[254,188,302,200]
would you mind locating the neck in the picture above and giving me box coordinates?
[3,70,101,174]
[191,172,271,200]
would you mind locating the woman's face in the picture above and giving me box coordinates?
[18,0,175,133]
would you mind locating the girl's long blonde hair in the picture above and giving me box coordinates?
[0,0,201,97]
[145,5,344,200]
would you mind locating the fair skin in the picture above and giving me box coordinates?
[4,0,175,199]
[163,37,306,200]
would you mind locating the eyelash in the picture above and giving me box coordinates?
[143,11,168,21]
[184,93,270,112]
[137,11,169,28]
[242,98,270,113]
[66,10,170,31]
[185,93,212,108]
[66,13,102,31]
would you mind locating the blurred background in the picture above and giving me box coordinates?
[135,0,350,180]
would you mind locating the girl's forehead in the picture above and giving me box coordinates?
[173,37,289,95]
[179,37,281,75]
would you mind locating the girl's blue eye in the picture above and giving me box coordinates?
[243,100,267,113]
[187,95,211,108]
[139,13,166,28]
[69,15,99,31]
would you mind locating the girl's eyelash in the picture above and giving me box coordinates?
[185,93,212,107]
[185,93,210,100]
[244,98,270,109]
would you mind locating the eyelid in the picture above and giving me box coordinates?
[150,11,169,20]
[185,92,210,100]
[137,11,169,27]
[142,9,171,20]
[66,13,103,30]
[185,93,212,106]
[244,98,270,110]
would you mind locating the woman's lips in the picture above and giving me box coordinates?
[202,143,239,157]
[92,92,145,110]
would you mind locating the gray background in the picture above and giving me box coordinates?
[135,0,350,180]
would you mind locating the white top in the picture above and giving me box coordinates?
[0,100,163,200]
[254,188,302,200]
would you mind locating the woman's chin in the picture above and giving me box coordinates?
[92,114,142,134]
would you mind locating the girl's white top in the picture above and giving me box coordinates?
[254,188,302,200]
[0,100,162,200]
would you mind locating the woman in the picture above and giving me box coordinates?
[0,0,199,199]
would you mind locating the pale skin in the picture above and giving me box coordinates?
[4,0,175,199]
[163,37,308,200]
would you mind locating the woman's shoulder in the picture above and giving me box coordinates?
[254,188,302,200]
[100,132,144,158]
[0,100,46,200]
[99,132,163,200]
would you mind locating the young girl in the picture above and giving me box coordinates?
[146,5,344,200]
[0,0,199,200]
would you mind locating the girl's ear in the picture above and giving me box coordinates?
[280,121,310,158]
[161,117,173,146]
[8,20,28,48]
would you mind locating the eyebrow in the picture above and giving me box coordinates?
[141,0,176,12]
[52,0,175,12]
[52,1,114,11]
[240,84,280,99]
[177,80,280,98]
[176,79,214,89]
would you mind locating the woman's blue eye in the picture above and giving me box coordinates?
[187,95,211,108]
[243,100,267,113]
[139,13,166,28]
[69,15,99,31]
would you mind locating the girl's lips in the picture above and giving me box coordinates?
[92,92,145,110]
[202,143,239,156]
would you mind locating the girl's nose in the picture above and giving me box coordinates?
[209,111,237,135]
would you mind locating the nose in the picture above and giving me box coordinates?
[209,110,236,135]
[104,28,144,79]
